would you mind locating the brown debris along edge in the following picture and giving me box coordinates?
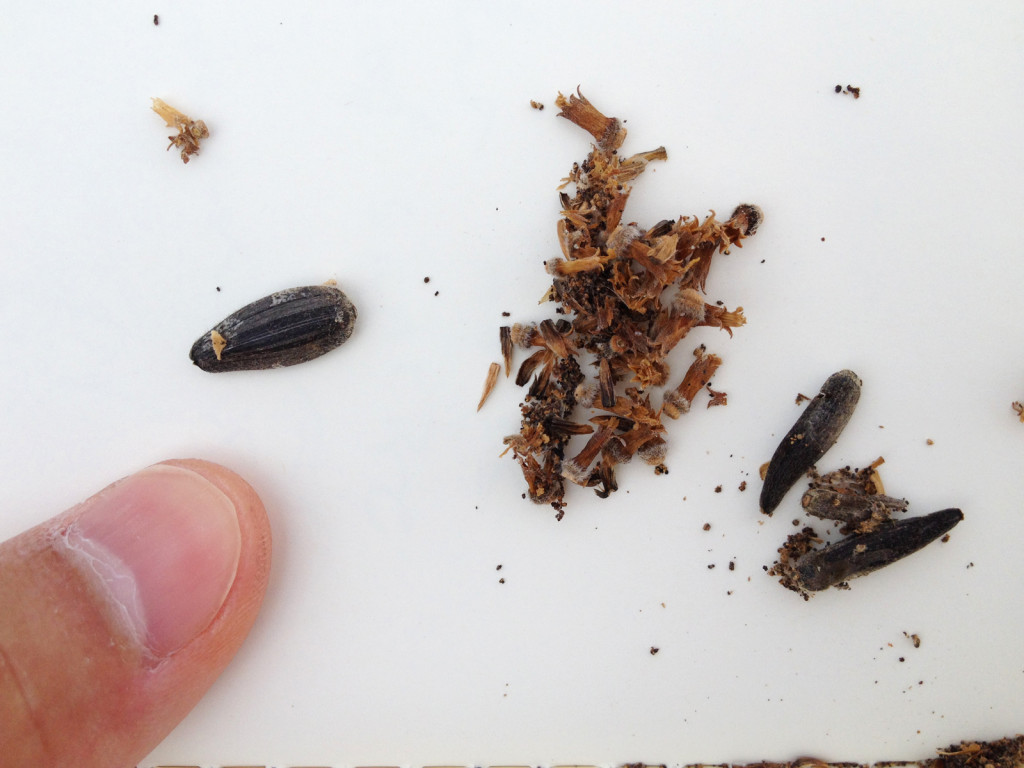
[150,734,1024,768]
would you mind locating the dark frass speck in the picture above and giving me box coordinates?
[189,284,356,372]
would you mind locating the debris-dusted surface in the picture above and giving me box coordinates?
[760,370,862,515]
[769,459,963,598]
[189,284,356,372]
[501,89,762,517]
[151,97,209,163]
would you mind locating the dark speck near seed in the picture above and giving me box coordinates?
[189,284,356,372]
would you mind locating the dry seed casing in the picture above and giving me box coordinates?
[801,487,908,529]
[759,369,862,515]
[791,507,963,591]
[189,285,356,372]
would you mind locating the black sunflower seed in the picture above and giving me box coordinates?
[189,285,356,372]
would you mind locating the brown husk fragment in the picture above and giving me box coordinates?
[502,89,762,515]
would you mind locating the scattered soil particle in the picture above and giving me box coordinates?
[714,485,723,493]
[649,646,659,655]
[530,100,545,110]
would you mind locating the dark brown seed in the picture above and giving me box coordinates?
[759,369,862,515]
[190,285,356,372]
[792,508,964,591]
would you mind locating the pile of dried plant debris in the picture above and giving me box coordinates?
[500,89,762,518]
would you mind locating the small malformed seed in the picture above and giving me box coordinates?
[759,369,861,515]
[189,285,356,372]
[801,487,908,525]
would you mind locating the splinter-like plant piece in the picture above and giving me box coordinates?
[478,363,501,411]
[785,508,963,593]
[760,369,861,515]
[151,98,209,164]
[501,89,763,516]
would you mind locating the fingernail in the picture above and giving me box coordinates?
[60,463,242,657]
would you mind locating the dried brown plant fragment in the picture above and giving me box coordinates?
[478,362,501,411]
[151,97,209,164]
[502,90,763,514]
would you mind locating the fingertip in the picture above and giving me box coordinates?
[0,459,273,767]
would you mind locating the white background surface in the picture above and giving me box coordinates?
[1,2,1023,765]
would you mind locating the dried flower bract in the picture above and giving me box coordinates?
[152,98,209,164]
[502,89,763,516]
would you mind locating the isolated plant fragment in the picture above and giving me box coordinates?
[151,98,209,164]
[501,89,763,517]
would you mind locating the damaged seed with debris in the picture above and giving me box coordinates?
[190,285,356,372]
[771,456,964,597]
[783,507,963,593]
[801,459,907,533]
[760,369,861,515]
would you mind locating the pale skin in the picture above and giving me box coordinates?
[0,459,272,767]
